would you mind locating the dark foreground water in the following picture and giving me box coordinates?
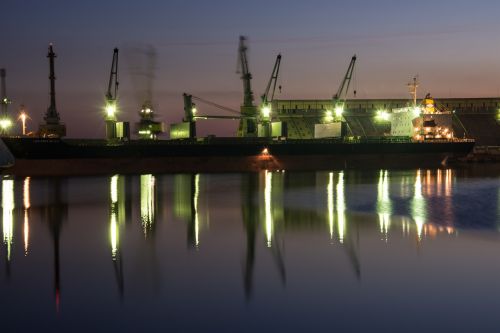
[0,166,499,332]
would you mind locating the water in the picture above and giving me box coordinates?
[0,167,499,332]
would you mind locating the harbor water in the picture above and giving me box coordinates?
[0,166,499,332]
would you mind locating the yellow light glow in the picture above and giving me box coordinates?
[376,110,391,121]
[327,172,334,240]
[0,118,12,130]
[2,179,14,261]
[336,171,346,244]
[334,106,344,118]
[140,174,155,236]
[377,170,391,240]
[110,175,118,204]
[264,170,273,247]
[23,177,30,255]
[194,174,200,248]
[110,209,118,259]
[191,107,197,115]
[261,105,271,118]
[411,170,426,240]
[105,103,116,118]
[324,110,333,123]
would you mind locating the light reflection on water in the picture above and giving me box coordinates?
[0,168,499,332]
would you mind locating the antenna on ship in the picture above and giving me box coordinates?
[39,44,66,138]
[408,76,419,107]
[0,68,13,135]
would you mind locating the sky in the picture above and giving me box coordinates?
[2,0,500,137]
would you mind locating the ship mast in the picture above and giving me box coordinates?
[46,44,60,124]
[39,44,66,137]
[408,76,419,107]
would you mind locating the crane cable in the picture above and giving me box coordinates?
[191,95,241,116]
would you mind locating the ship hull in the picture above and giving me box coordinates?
[0,137,475,176]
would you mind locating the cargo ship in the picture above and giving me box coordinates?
[0,43,476,176]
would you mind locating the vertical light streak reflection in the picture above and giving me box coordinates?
[377,170,391,241]
[140,174,155,237]
[327,172,334,240]
[264,170,273,247]
[336,171,345,244]
[445,169,452,197]
[2,179,14,261]
[194,174,200,248]
[412,170,426,240]
[110,175,119,259]
[23,177,30,255]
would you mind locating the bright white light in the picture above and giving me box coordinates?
[105,104,116,118]
[413,106,421,117]
[264,170,273,247]
[325,110,333,123]
[261,106,271,118]
[2,179,14,261]
[334,106,344,118]
[191,107,197,115]
[376,110,391,121]
[336,172,345,244]
[0,118,12,130]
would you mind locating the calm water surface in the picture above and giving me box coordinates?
[1,167,499,332]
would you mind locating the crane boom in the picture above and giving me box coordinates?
[0,69,9,116]
[334,55,356,104]
[106,48,119,102]
[261,54,281,105]
[237,36,254,107]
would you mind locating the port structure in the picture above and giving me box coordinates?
[39,44,66,138]
[104,48,130,141]
[258,54,282,138]
[331,55,356,122]
[127,45,163,140]
[0,68,12,135]
[237,36,258,137]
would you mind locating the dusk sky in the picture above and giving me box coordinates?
[2,0,500,137]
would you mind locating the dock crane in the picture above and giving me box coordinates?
[237,36,258,137]
[259,54,282,137]
[260,54,282,116]
[105,48,119,140]
[332,55,356,119]
[0,68,12,135]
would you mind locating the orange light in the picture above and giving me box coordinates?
[262,148,269,155]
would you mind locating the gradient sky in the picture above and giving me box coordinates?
[2,0,500,137]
